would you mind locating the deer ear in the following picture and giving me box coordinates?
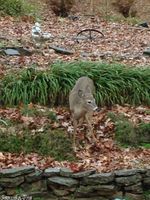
[78,89,84,98]
[86,86,91,93]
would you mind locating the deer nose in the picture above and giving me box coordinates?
[93,106,99,111]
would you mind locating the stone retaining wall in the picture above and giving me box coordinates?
[0,166,150,200]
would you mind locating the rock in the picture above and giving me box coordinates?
[25,169,42,183]
[43,168,60,177]
[112,191,123,199]
[125,192,145,200]
[0,166,35,178]
[72,169,96,178]
[143,48,150,56]
[68,15,79,21]
[60,168,73,177]
[25,191,56,199]
[0,191,5,195]
[75,197,108,200]
[80,52,92,58]
[4,49,20,56]
[146,169,150,177]
[143,177,150,189]
[76,185,116,197]
[138,22,149,28]
[82,172,114,185]
[47,176,78,187]
[49,46,74,55]
[5,188,17,196]
[50,187,71,197]
[0,47,33,56]
[115,174,142,186]
[124,182,143,194]
[0,176,24,187]
[21,180,47,193]
[115,169,140,176]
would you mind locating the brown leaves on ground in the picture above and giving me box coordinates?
[0,104,150,172]
[0,9,150,76]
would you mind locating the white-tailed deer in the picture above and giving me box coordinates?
[69,76,98,150]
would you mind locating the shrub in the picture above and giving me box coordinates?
[136,123,150,144]
[49,0,75,17]
[0,129,74,161]
[113,0,135,18]
[0,0,37,17]
[108,112,137,145]
[108,112,150,147]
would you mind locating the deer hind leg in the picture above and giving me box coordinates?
[78,117,85,126]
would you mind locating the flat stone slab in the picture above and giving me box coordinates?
[146,169,150,177]
[143,177,150,187]
[49,46,74,55]
[44,168,60,177]
[124,182,143,194]
[0,166,35,178]
[0,47,33,56]
[76,185,116,197]
[125,193,145,200]
[75,197,108,200]
[0,176,24,187]
[25,169,43,182]
[72,169,96,178]
[115,174,142,186]
[60,168,73,177]
[143,48,150,56]
[115,169,141,177]
[47,176,78,187]
[82,172,114,185]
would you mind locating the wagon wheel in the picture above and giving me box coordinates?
[76,28,104,43]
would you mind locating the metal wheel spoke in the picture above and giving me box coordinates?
[76,28,104,42]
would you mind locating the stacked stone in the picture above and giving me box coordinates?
[0,166,149,200]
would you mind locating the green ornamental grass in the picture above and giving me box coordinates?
[0,61,150,106]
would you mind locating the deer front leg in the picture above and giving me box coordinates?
[73,118,78,151]
[85,112,96,142]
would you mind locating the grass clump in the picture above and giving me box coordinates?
[144,190,150,200]
[0,0,37,17]
[108,112,150,147]
[0,129,74,161]
[0,61,150,106]
[20,104,57,121]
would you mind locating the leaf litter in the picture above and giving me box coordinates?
[0,8,150,172]
[1,10,150,75]
[0,104,149,172]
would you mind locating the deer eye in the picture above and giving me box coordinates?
[87,100,92,104]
